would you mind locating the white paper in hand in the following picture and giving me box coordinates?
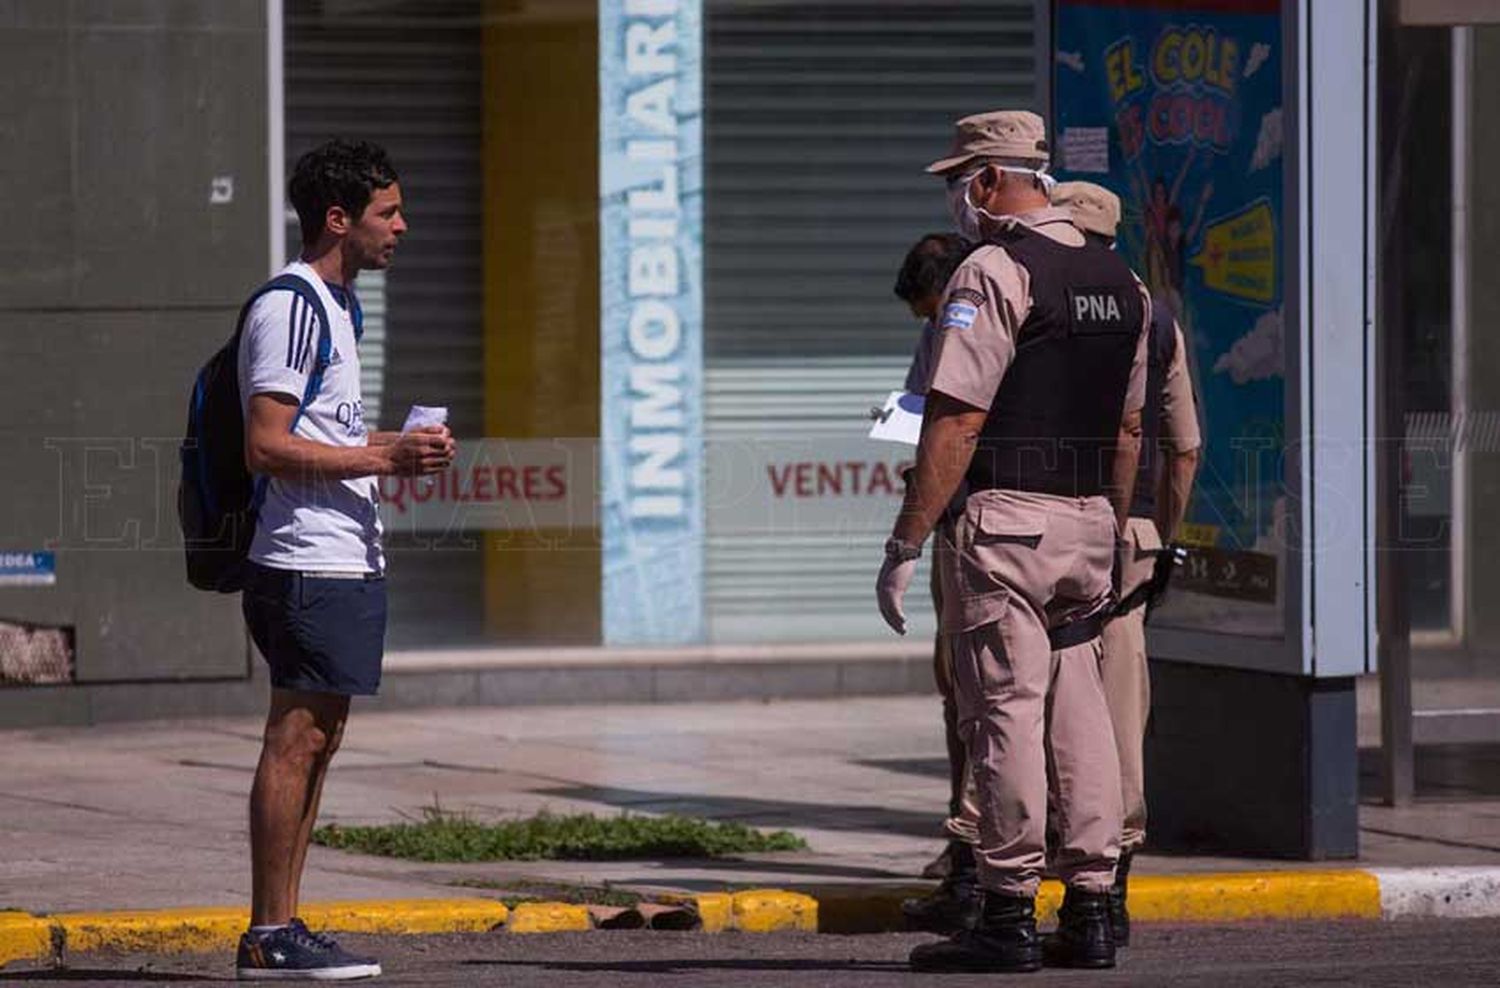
[868,391,925,446]
[401,405,449,491]
[402,405,449,433]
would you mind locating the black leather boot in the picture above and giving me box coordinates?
[908,893,1043,973]
[1108,851,1133,947]
[901,841,983,934]
[1043,887,1116,969]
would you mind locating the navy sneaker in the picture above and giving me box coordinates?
[236,918,381,981]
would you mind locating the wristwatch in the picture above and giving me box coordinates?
[884,537,923,563]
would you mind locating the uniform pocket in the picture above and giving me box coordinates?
[973,503,1047,548]
[958,502,1049,601]
[1116,518,1161,599]
[1129,517,1163,555]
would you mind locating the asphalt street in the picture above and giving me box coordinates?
[7,919,1500,987]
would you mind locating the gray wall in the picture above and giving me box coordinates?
[0,2,268,697]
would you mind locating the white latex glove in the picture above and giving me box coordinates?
[876,554,920,635]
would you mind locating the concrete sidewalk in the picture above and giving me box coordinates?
[5,695,1500,918]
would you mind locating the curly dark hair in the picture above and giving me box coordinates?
[894,232,969,304]
[288,139,400,245]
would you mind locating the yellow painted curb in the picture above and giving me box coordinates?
[807,885,924,935]
[1036,880,1065,924]
[506,902,592,934]
[0,912,55,969]
[57,907,248,956]
[797,871,1381,933]
[14,869,1390,963]
[691,893,733,933]
[55,898,512,957]
[301,899,508,935]
[730,890,818,933]
[1129,869,1382,922]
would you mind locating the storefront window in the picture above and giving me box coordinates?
[1382,3,1500,780]
[700,1,1036,643]
[284,0,1045,652]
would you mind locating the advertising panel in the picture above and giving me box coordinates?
[1053,0,1287,637]
[600,0,704,644]
[377,439,598,536]
[705,437,913,538]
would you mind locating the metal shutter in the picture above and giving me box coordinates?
[703,1,1037,642]
[285,0,484,648]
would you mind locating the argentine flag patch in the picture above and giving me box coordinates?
[940,301,979,331]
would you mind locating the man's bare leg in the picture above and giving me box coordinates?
[286,707,346,918]
[250,688,351,927]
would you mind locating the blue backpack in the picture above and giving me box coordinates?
[178,274,333,592]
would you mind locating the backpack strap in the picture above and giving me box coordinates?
[241,273,336,507]
[241,273,335,430]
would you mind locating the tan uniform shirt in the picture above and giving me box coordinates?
[1161,321,1201,453]
[928,207,1151,419]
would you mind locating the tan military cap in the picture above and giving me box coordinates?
[925,110,1050,175]
[1053,181,1122,238]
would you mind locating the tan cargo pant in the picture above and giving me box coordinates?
[929,522,977,843]
[942,515,1159,856]
[1102,516,1160,854]
[936,489,1122,897]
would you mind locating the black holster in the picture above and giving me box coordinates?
[1113,544,1188,621]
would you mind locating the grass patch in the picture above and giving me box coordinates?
[313,807,808,863]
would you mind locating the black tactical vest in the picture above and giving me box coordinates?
[965,226,1146,498]
[1130,298,1179,519]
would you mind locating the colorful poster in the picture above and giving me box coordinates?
[600,0,704,644]
[1053,0,1286,636]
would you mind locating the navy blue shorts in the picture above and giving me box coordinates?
[242,563,387,696]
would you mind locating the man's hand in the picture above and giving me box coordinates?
[876,554,920,635]
[386,426,455,476]
[878,391,982,634]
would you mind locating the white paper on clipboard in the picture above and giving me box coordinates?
[867,390,925,446]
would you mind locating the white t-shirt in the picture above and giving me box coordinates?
[237,261,384,574]
[903,318,940,396]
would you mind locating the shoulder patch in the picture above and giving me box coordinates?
[940,301,979,332]
[948,287,987,308]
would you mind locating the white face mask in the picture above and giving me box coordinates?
[945,164,1058,241]
[946,171,988,241]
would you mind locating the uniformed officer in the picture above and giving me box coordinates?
[876,110,1151,973]
[891,234,986,933]
[1052,181,1202,945]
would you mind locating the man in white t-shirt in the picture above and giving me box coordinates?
[234,139,454,982]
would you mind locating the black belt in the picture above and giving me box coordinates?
[1048,613,1104,650]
